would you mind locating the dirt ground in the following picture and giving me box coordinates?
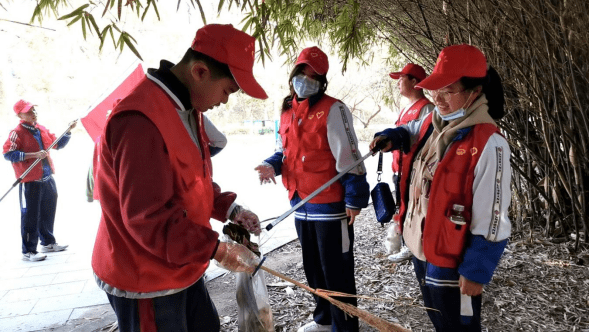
[42,208,588,332]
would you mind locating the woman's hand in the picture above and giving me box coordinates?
[346,208,361,225]
[254,164,276,185]
[459,275,483,296]
[369,135,393,152]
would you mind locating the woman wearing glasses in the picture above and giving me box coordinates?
[370,44,511,332]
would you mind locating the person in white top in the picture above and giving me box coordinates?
[383,63,434,263]
[370,44,511,331]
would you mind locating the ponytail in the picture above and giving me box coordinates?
[460,65,505,120]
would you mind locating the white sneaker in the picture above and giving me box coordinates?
[297,321,331,332]
[23,252,47,261]
[40,243,69,252]
[387,246,413,262]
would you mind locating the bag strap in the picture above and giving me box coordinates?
[376,152,383,182]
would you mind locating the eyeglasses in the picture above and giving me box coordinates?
[429,89,466,102]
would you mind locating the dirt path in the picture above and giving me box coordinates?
[45,207,588,332]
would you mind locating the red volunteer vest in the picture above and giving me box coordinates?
[279,95,344,204]
[398,113,500,268]
[392,97,432,173]
[3,123,57,182]
[92,77,215,293]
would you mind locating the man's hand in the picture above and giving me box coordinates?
[230,205,261,235]
[25,151,47,160]
[346,208,361,225]
[459,275,483,296]
[254,164,276,185]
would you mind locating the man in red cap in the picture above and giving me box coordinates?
[256,46,369,332]
[3,100,75,262]
[370,44,511,331]
[383,63,434,263]
[91,24,267,331]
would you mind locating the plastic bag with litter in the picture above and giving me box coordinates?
[223,224,274,332]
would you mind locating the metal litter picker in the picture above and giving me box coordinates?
[0,120,78,204]
[264,138,390,231]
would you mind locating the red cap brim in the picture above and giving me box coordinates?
[229,66,268,100]
[389,72,402,79]
[415,72,462,91]
[296,59,327,76]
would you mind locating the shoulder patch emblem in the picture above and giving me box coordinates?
[456,148,466,155]
[308,114,314,120]
[316,111,324,119]
[470,147,478,156]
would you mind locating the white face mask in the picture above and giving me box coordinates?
[435,106,466,121]
[435,90,473,121]
[292,74,320,99]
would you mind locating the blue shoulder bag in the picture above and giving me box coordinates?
[370,152,396,225]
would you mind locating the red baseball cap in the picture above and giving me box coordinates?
[295,46,329,75]
[191,24,268,99]
[416,44,487,90]
[389,63,427,82]
[14,99,36,115]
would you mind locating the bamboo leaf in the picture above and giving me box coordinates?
[30,5,42,24]
[102,0,111,17]
[118,0,122,20]
[99,26,110,51]
[67,15,82,27]
[87,14,101,36]
[109,26,117,47]
[151,0,161,20]
[123,34,144,60]
[81,14,87,40]
[58,4,89,20]
[141,0,151,21]
[217,0,226,13]
[195,0,206,24]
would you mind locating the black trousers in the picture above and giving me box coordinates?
[19,178,57,254]
[295,218,359,332]
[106,278,220,332]
[412,257,482,332]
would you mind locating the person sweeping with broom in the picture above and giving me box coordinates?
[255,46,369,332]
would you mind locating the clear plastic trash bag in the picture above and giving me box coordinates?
[236,269,274,332]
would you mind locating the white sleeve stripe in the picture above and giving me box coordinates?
[9,131,18,152]
[338,105,363,174]
[487,146,504,241]
[339,105,358,160]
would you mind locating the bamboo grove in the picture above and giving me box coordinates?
[231,0,589,248]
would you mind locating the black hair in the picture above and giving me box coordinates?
[281,64,328,112]
[179,48,233,80]
[460,66,505,120]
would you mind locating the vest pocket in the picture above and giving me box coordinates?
[301,153,333,172]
